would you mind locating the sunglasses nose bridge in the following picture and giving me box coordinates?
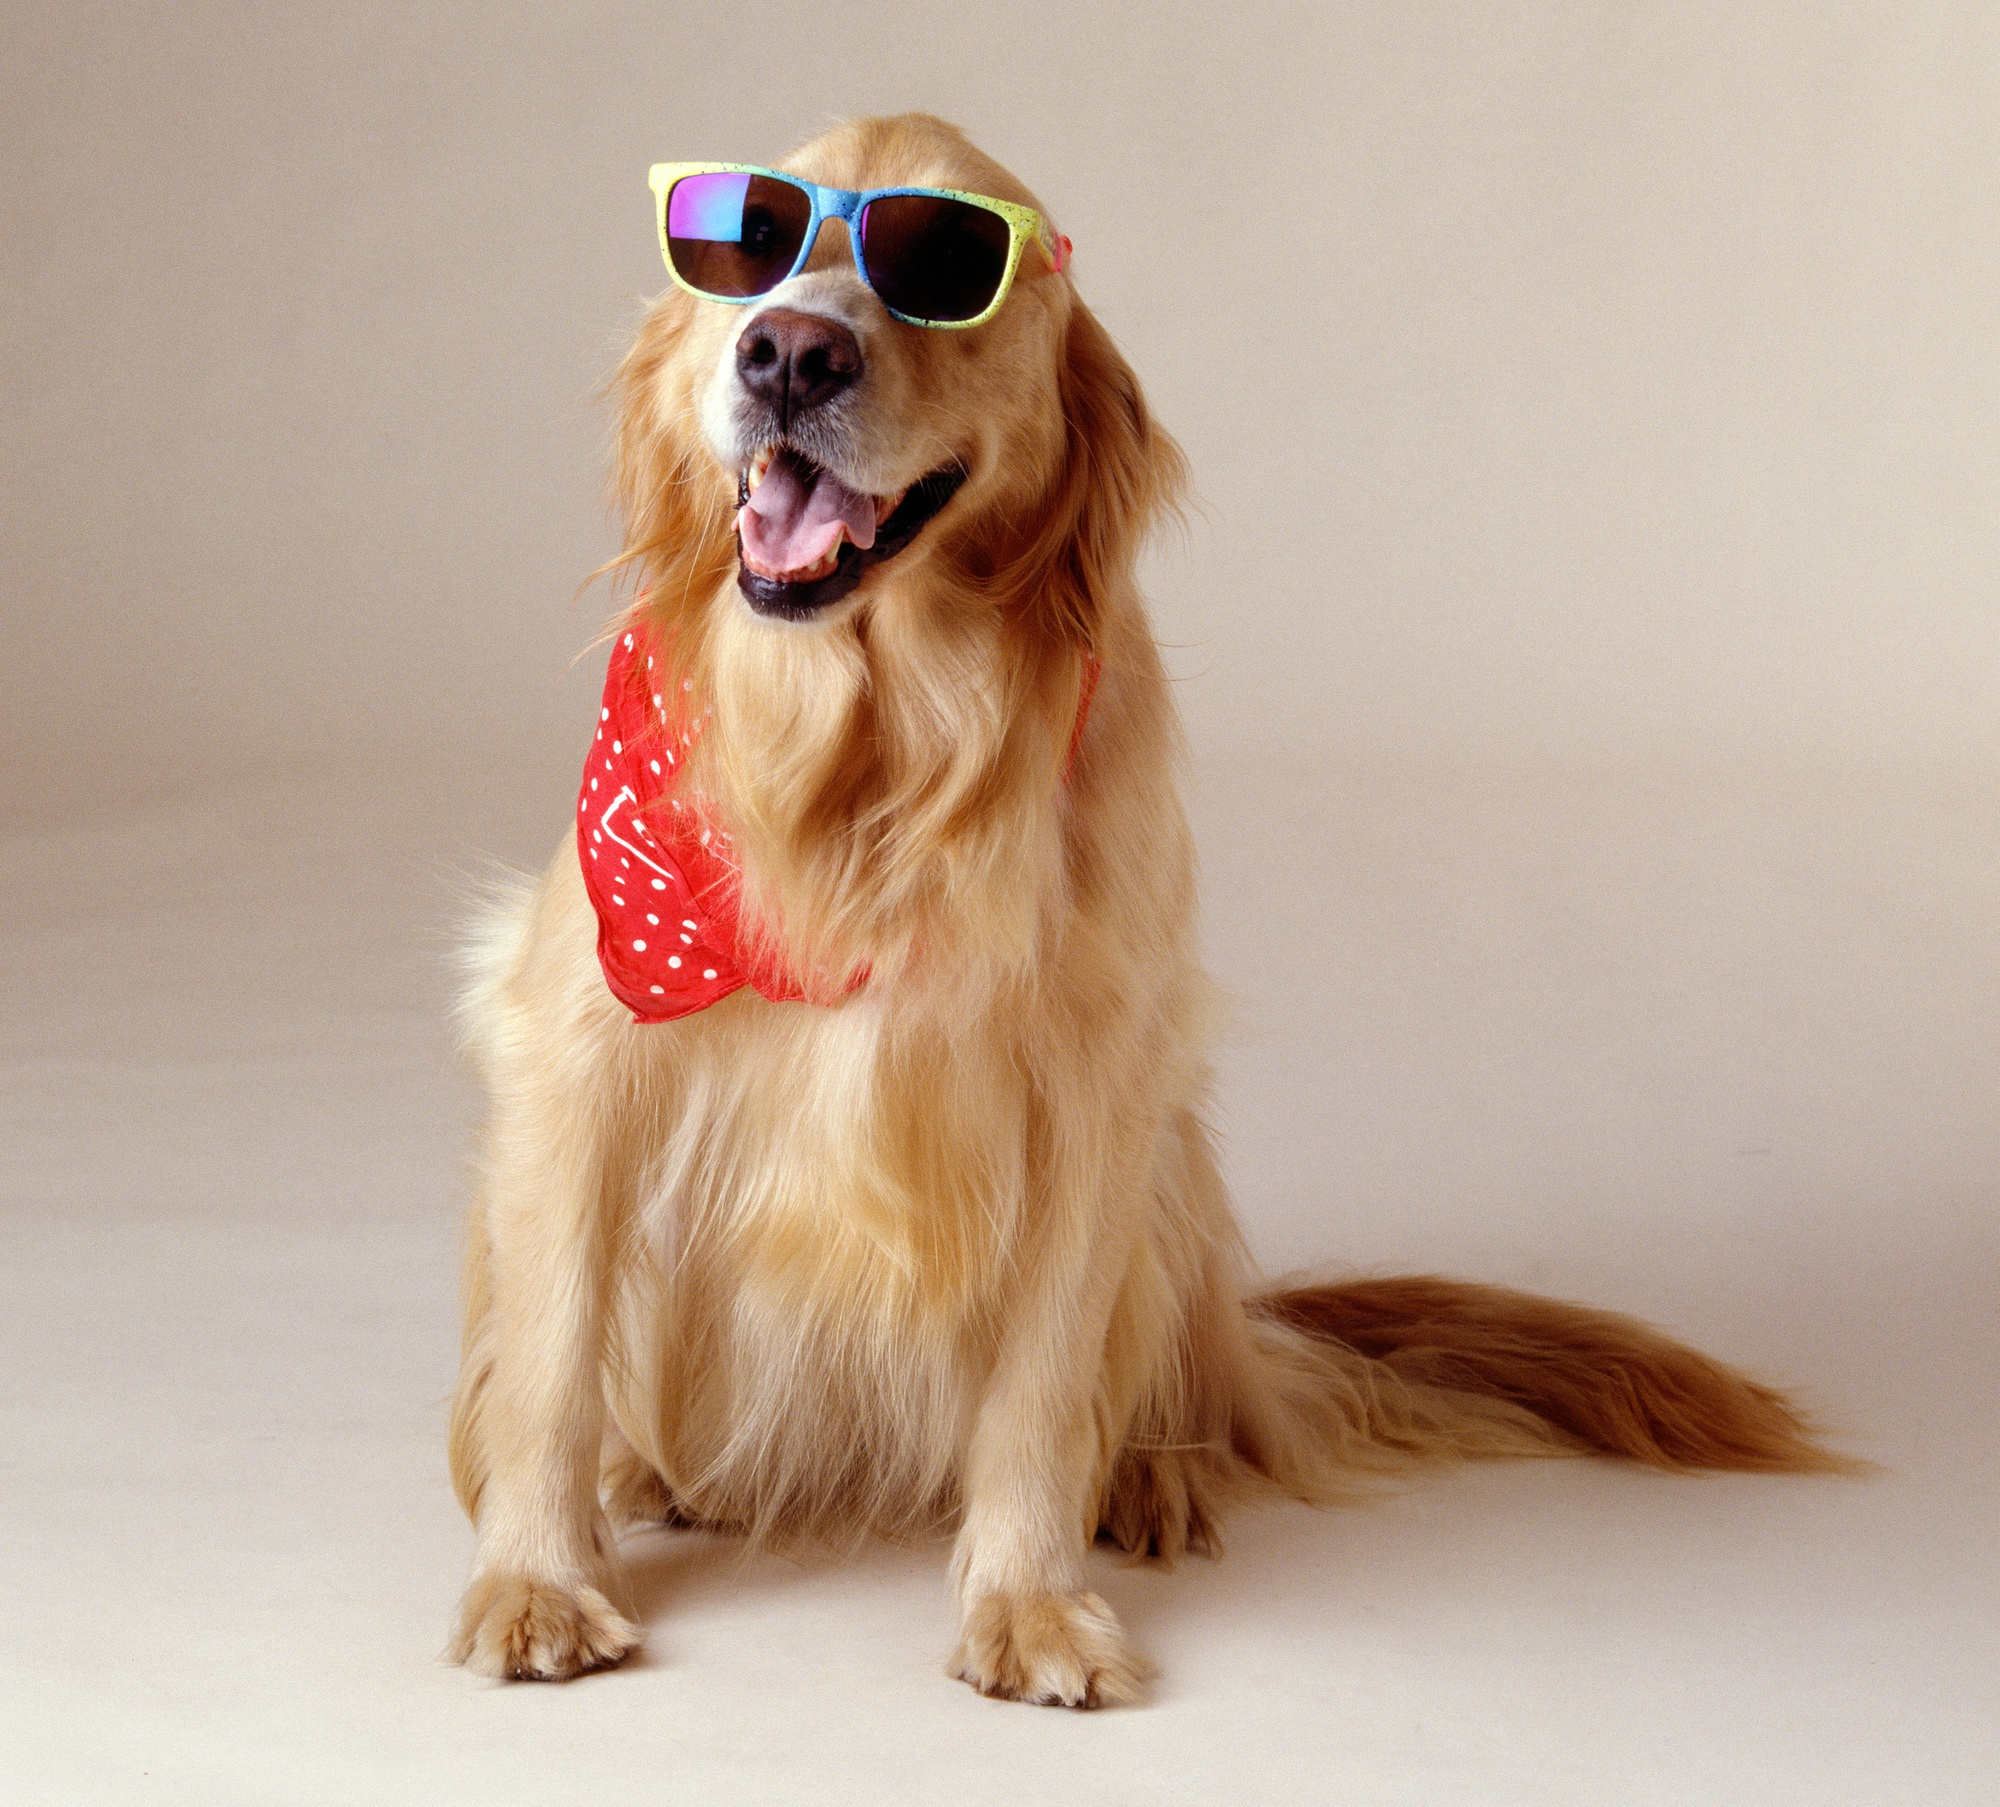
[796,199,872,293]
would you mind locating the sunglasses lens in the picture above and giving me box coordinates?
[858,195,1013,323]
[665,172,811,298]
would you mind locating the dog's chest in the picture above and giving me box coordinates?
[608,999,1034,1527]
[635,993,1029,1319]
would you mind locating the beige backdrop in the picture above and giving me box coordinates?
[6,2,1995,789]
[3,5,1996,1804]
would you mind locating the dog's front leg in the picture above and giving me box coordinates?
[949,1117,1155,1708]
[446,1073,638,1680]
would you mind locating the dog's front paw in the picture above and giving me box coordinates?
[447,1571,639,1681]
[949,1591,1150,1708]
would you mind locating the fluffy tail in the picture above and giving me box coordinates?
[1249,1275,1855,1475]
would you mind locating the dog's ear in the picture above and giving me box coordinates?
[603,290,736,643]
[1033,299,1188,650]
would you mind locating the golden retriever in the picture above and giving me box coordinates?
[446,112,1844,1706]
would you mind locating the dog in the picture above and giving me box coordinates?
[446,113,1845,1706]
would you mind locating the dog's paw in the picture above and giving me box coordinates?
[949,1591,1150,1708]
[602,1451,694,1529]
[446,1571,639,1681]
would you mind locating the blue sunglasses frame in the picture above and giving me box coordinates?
[649,162,1070,330]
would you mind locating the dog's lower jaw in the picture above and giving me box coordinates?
[735,462,967,620]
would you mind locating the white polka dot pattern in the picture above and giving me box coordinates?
[577,621,853,1023]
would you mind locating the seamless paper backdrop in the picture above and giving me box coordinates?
[3,6,1997,1804]
[4,1,1995,794]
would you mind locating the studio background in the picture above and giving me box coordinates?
[4,4,1995,1804]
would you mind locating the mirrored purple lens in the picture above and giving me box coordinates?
[666,173,811,298]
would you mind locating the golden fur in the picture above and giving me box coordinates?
[446,114,1848,1706]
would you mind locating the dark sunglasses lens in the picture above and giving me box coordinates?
[858,195,1012,322]
[665,173,811,298]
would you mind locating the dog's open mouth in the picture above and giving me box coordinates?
[734,446,965,619]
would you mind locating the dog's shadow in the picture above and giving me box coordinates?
[605,1462,1608,1635]
[605,1474,1455,1666]
[609,1453,1859,1690]
[616,1517,941,1624]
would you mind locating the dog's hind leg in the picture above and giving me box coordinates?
[601,1423,706,1530]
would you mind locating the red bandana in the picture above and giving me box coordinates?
[578,623,1100,1024]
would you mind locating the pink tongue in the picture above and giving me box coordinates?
[738,452,878,577]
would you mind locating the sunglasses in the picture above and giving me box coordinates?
[649,162,1071,330]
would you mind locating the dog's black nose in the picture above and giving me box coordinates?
[735,309,862,428]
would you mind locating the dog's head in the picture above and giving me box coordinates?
[606,116,1185,983]
[611,113,1183,653]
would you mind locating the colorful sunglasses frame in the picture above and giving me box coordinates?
[648,162,1070,330]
